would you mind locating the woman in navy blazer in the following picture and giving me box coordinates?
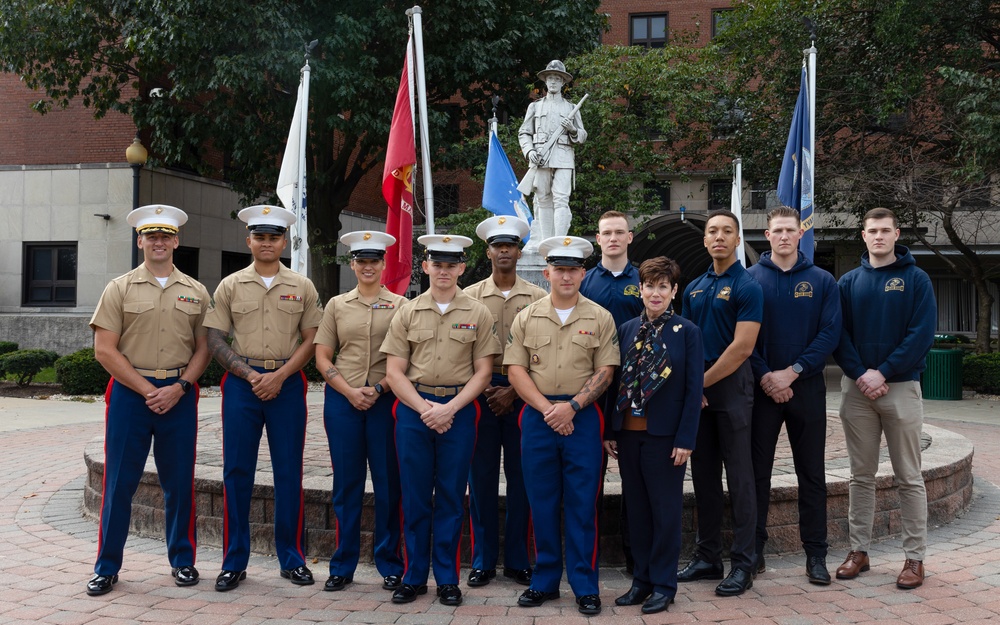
[605,257,704,614]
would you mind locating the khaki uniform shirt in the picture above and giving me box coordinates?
[89,265,210,370]
[314,286,407,388]
[380,289,501,386]
[204,263,323,360]
[504,295,620,396]
[464,275,547,369]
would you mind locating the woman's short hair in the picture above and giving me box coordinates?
[639,256,681,286]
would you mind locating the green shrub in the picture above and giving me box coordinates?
[54,348,111,395]
[963,352,1000,395]
[302,357,324,383]
[0,349,59,386]
[199,360,226,387]
[0,341,18,355]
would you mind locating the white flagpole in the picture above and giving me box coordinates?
[806,43,817,254]
[409,5,435,234]
[293,59,311,276]
[731,157,746,266]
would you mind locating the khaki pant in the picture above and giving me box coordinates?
[838,376,927,560]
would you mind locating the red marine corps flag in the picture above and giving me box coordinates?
[381,35,416,296]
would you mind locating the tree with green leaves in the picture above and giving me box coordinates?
[717,0,1000,353]
[0,0,606,298]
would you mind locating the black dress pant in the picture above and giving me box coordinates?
[751,372,829,557]
[691,360,756,571]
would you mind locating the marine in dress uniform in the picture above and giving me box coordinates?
[87,205,211,596]
[464,216,546,588]
[203,205,323,592]
[314,231,406,593]
[381,235,500,607]
[518,60,587,243]
[679,210,763,597]
[505,236,620,616]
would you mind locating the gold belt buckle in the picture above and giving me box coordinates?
[264,359,276,370]
[500,365,508,376]
[155,369,167,380]
[435,387,447,397]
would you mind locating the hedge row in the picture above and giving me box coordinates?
[963,352,1000,395]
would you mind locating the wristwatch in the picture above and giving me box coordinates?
[791,363,804,375]
[177,379,193,393]
[568,399,582,412]
[374,383,385,395]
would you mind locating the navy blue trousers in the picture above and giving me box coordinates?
[468,374,531,571]
[618,430,686,597]
[324,387,404,578]
[393,393,480,585]
[95,377,198,576]
[220,369,307,571]
[520,401,603,597]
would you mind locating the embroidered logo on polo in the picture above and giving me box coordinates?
[371,303,395,309]
[453,323,477,330]
[280,294,303,301]
[716,286,732,301]
[885,278,905,292]
[624,284,641,298]
[177,295,201,304]
[794,282,814,298]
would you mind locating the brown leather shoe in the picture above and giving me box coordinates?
[835,550,870,579]
[896,559,924,589]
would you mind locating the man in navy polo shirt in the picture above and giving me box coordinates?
[678,209,762,597]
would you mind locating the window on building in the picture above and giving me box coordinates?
[631,14,668,48]
[751,182,780,211]
[23,242,77,307]
[644,181,671,211]
[958,181,991,209]
[175,246,199,280]
[708,180,731,211]
[712,9,735,39]
[433,184,461,218]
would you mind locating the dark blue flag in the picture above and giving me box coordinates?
[777,66,814,260]
[483,132,533,241]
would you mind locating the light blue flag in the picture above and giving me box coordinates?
[777,65,814,261]
[483,132,533,241]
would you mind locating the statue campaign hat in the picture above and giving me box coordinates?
[340,231,396,259]
[238,205,295,234]
[539,235,593,267]
[418,234,474,263]
[537,59,572,83]
[127,204,188,235]
[475,215,530,245]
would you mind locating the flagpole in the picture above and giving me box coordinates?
[294,56,311,276]
[806,42,817,255]
[408,6,435,234]
[731,157,746,266]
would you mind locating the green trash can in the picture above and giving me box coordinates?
[921,348,964,400]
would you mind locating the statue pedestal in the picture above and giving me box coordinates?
[518,251,549,291]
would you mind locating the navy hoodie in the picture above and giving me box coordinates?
[833,245,936,382]
[747,251,841,380]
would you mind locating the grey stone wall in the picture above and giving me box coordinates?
[0,313,92,354]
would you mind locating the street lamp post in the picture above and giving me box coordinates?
[125,136,148,269]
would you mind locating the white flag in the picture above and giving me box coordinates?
[277,74,310,275]
[731,158,746,266]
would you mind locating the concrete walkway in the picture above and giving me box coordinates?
[0,389,999,624]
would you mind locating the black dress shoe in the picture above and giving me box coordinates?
[715,568,754,596]
[677,557,725,582]
[323,575,352,591]
[391,583,428,603]
[86,574,118,596]
[382,574,402,590]
[280,565,315,585]
[576,594,602,615]
[467,568,496,587]
[517,588,560,607]
[171,565,199,587]
[614,585,652,606]
[641,592,673,614]
[215,570,246,592]
[502,567,532,585]
[436,584,463,606]
[806,556,832,585]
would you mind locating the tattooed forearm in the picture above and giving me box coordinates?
[208,329,255,380]
[573,367,612,409]
[324,366,341,382]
